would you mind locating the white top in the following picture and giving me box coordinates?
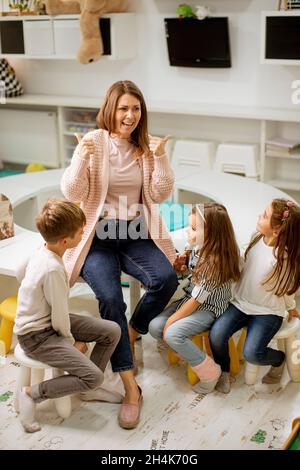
[102,135,142,220]
[13,245,74,344]
[232,237,296,317]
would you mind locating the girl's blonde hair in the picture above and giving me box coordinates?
[96,80,150,156]
[190,203,240,286]
[245,198,300,296]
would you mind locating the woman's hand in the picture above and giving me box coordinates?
[75,133,95,159]
[149,135,171,157]
[288,308,300,322]
[173,254,188,273]
[74,341,88,354]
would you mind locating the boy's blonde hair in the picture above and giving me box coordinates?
[36,200,86,243]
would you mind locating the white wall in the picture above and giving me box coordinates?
[11,0,300,109]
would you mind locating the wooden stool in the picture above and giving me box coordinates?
[0,295,17,354]
[14,343,72,419]
[243,317,300,385]
[168,331,240,385]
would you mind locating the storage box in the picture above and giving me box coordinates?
[53,19,80,56]
[0,20,24,54]
[23,20,53,56]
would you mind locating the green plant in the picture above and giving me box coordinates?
[176,3,197,19]
[9,1,30,11]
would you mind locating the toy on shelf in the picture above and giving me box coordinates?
[42,0,128,64]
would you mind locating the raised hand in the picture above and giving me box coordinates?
[75,133,95,159]
[149,134,171,157]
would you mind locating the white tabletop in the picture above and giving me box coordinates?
[0,168,294,276]
[175,170,294,248]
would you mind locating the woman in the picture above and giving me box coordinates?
[61,80,178,429]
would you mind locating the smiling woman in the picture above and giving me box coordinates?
[61,80,178,430]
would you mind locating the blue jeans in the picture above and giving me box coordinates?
[149,299,216,366]
[81,233,178,372]
[209,303,285,372]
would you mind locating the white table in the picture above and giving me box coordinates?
[174,169,295,248]
[0,169,295,304]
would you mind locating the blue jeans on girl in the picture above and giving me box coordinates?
[81,228,178,373]
[209,303,285,372]
[149,299,216,366]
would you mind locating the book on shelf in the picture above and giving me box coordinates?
[265,137,300,157]
[266,137,300,150]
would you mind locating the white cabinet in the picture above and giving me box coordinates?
[53,19,80,57]
[261,119,300,197]
[0,13,136,60]
[23,20,53,56]
[0,108,59,167]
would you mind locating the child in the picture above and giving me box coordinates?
[209,199,300,394]
[149,203,240,394]
[13,200,121,433]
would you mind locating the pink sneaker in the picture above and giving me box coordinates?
[118,386,143,429]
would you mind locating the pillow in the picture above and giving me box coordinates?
[0,59,24,97]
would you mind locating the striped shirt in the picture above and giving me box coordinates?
[181,248,232,318]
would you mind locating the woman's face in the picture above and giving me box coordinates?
[114,93,141,139]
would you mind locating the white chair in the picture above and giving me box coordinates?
[213,143,259,180]
[14,343,72,419]
[245,317,300,385]
[171,139,216,201]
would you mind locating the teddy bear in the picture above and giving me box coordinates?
[43,1,128,64]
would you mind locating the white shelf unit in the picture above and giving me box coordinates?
[261,119,300,196]
[0,13,136,60]
[261,10,300,65]
[1,95,300,201]
[0,106,59,167]
[62,107,98,166]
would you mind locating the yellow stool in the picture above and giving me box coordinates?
[0,295,17,354]
[168,331,241,385]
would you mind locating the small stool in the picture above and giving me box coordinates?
[14,343,72,419]
[0,295,17,354]
[168,331,240,385]
[244,317,300,385]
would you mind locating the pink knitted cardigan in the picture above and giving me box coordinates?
[61,129,177,287]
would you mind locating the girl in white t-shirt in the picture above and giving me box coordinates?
[210,198,300,393]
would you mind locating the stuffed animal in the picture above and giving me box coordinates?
[195,5,210,20]
[43,1,128,64]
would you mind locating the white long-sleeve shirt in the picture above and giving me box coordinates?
[13,245,74,344]
[232,237,295,317]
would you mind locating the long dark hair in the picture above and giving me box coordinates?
[190,203,240,286]
[245,198,300,296]
[96,80,149,155]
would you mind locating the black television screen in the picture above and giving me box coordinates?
[265,17,300,60]
[164,17,231,68]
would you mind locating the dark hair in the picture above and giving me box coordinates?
[245,198,300,296]
[96,80,149,155]
[190,203,240,286]
[36,199,86,243]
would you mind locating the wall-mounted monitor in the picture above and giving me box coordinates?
[164,17,231,68]
[261,11,300,65]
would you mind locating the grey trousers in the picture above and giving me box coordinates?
[18,314,121,403]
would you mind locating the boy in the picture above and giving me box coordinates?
[14,200,121,433]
